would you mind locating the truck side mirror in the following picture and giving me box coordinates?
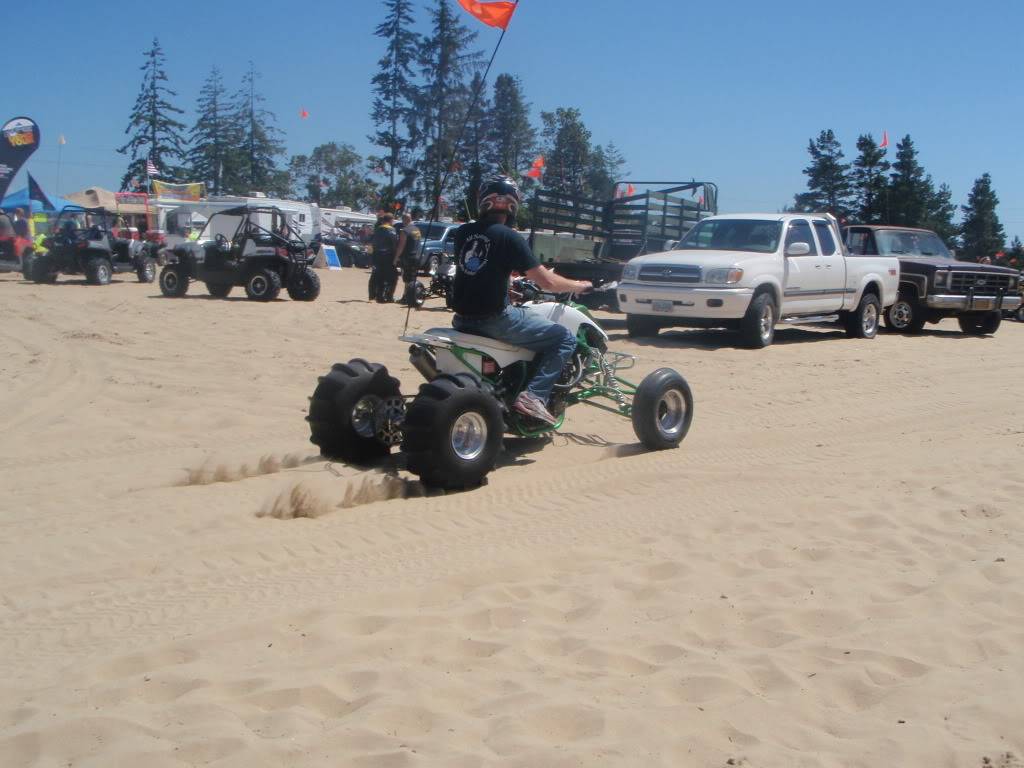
[785,242,810,256]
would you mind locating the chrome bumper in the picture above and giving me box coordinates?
[617,283,753,319]
[927,293,1022,311]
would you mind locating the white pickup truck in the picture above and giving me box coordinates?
[617,213,900,347]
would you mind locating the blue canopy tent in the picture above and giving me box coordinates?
[0,186,76,213]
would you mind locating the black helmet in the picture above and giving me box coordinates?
[478,175,522,219]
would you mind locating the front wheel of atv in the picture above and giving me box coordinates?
[86,257,113,286]
[206,282,232,298]
[401,373,504,490]
[307,359,402,463]
[159,265,189,297]
[136,257,157,283]
[632,368,694,450]
[287,266,321,301]
[30,255,57,284]
[245,268,282,301]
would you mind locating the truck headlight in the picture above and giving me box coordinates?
[705,267,744,284]
[621,263,639,280]
[934,270,948,287]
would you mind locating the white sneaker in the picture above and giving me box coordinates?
[513,391,557,425]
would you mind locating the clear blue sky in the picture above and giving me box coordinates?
[8,0,1024,240]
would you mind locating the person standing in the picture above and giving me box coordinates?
[396,213,423,306]
[12,208,30,239]
[369,213,398,303]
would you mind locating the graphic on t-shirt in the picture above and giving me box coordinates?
[460,234,491,276]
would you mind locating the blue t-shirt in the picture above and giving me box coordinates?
[451,221,539,316]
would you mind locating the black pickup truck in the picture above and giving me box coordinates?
[843,225,1022,335]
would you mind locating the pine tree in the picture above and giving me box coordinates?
[186,66,239,195]
[922,181,958,245]
[370,0,421,205]
[586,142,626,200]
[887,135,931,227]
[457,72,491,219]
[118,37,187,190]
[288,143,378,209]
[232,62,286,195]
[792,130,854,219]
[540,107,592,196]
[415,0,482,214]
[959,173,1005,262]
[850,134,889,223]
[486,74,536,178]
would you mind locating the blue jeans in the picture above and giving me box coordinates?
[453,305,576,403]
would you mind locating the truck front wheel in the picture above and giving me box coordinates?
[740,292,776,348]
[958,311,1001,336]
[844,293,880,339]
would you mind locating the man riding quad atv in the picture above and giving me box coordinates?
[27,206,160,285]
[307,278,693,489]
[159,205,320,301]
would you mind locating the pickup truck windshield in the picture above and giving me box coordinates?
[875,230,951,259]
[679,219,782,253]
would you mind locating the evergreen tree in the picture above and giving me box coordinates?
[415,0,482,214]
[792,130,854,219]
[585,142,626,200]
[457,72,491,220]
[369,0,421,205]
[288,143,378,209]
[186,66,239,195]
[118,37,187,190]
[232,62,286,195]
[959,173,1005,262]
[922,181,958,245]
[486,74,536,178]
[850,134,889,223]
[540,107,592,196]
[887,135,931,227]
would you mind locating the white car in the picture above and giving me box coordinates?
[617,213,899,347]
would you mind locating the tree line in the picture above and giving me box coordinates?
[793,130,1020,265]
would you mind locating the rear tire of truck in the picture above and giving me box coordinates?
[958,311,1002,336]
[844,293,881,339]
[884,293,926,333]
[740,292,776,348]
[632,368,693,450]
[245,268,282,301]
[86,258,113,286]
[159,265,189,297]
[626,314,662,338]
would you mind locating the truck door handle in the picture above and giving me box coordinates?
[815,265,822,269]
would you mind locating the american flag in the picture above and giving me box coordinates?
[146,158,160,177]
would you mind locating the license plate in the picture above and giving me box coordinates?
[973,298,994,310]
[652,299,673,312]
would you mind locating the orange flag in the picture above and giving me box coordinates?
[531,155,545,169]
[879,130,889,148]
[457,0,517,30]
[299,108,309,119]
[525,168,542,179]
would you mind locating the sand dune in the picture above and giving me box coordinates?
[1,269,1022,767]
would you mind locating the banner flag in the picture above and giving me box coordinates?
[27,172,54,211]
[151,179,206,202]
[879,130,889,149]
[0,116,41,201]
[457,0,517,30]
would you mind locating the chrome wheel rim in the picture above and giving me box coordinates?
[890,300,912,329]
[862,302,879,334]
[451,411,487,461]
[351,395,381,438]
[656,389,687,439]
[759,303,774,342]
[250,275,268,295]
[98,264,110,282]
[143,262,155,280]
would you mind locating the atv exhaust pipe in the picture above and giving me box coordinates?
[409,345,438,382]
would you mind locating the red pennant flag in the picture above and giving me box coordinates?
[531,155,545,169]
[457,0,517,30]
[525,168,542,179]
[300,108,309,119]
[625,184,636,197]
[879,130,889,148]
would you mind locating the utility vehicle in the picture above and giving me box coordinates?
[160,205,320,301]
[307,280,694,489]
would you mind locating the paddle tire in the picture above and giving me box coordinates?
[287,266,321,301]
[401,373,504,490]
[958,311,1002,336]
[843,292,881,339]
[136,257,157,283]
[159,264,189,297]
[307,359,402,463]
[29,254,57,284]
[632,367,694,450]
[206,282,232,298]
[86,257,113,286]
[245,268,282,301]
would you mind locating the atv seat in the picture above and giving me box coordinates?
[401,327,535,368]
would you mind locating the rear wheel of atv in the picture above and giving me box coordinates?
[425,253,441,277]
[287,266,321,301]
[136,257,157,283]
[411,281,427,308]
[401,373,504,490]
[245,268,282,301]
[626,314,662,338]
[206,282,232,298]
[30,255,57,284]
[20,249,35,280]
[307,358,402,463]
[632,368,693,450]
[159,265,189,297]
[958,311,1001,336]
[86,257,113,286]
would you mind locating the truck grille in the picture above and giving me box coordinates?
[638,264,701,283]
[949,271,1014,295]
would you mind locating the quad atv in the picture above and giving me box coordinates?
[307,280,694,489]
[28,206,160,285]
[160,205,320,302]
[404,250,456,309]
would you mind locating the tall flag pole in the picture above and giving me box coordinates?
[57,134,66,196]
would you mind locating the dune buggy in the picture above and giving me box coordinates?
[307,281,694,489]
[27,206,160,285]
[160,205,320,301]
